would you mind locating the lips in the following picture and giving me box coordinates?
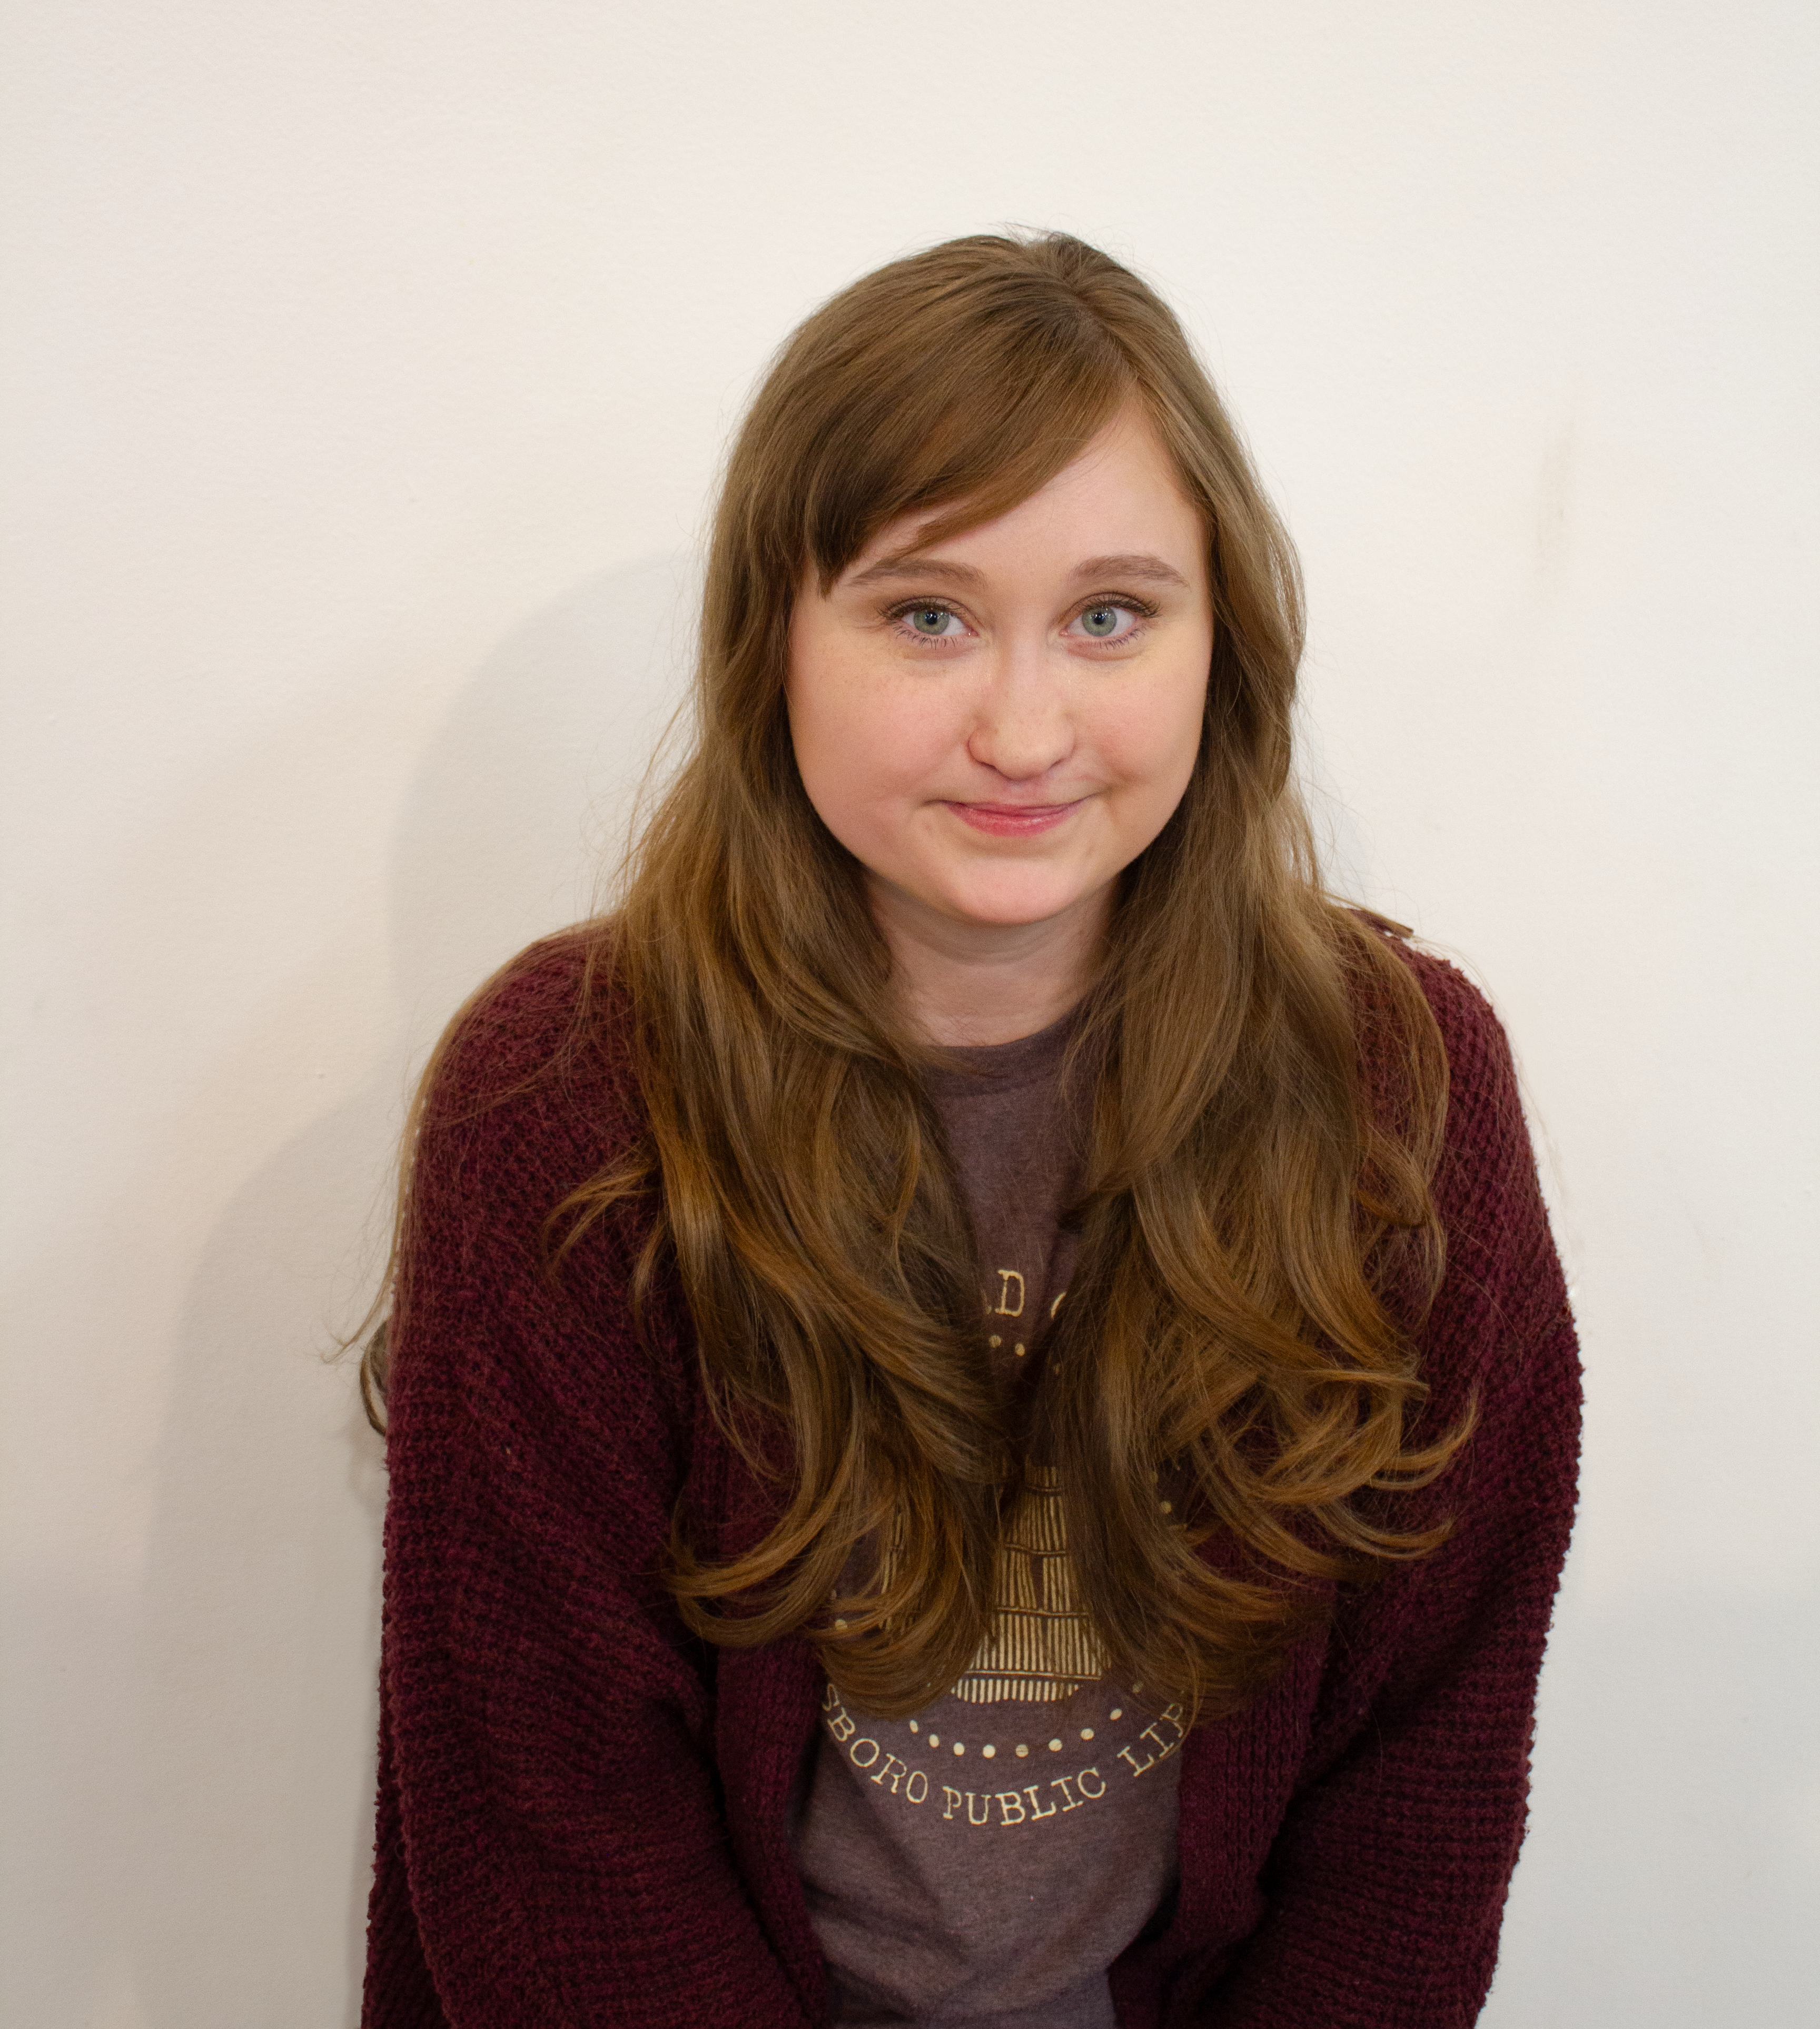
[944,800,1082,837]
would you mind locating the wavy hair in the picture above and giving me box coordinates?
[366,232,1465,1721]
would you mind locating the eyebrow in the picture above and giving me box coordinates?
[844,550,1192,592]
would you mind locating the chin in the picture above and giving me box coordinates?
[936,873,1095,930]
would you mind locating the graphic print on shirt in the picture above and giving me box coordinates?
[950,1462,1107,1703]
[875,1274,1109,1705]
[965,1272,1113,1703]
[818,1678,1185,1830]
[820,1252,1185,1825]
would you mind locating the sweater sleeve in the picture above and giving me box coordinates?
[361,945,816,2029]
[1203,955,1582,2029]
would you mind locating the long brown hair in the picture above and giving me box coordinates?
[368,232,1465,1722]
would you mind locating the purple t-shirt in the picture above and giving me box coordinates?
[793,1013,1183,2027]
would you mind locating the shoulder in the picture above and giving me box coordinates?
[424,923,625,1113]
[421,923,637,1139]
[1352,914,1527,1159]
[392,924,689,1427]
[1391,937,1531,1203]
[1364,921,1572,1374]
[410,922,645,1238]
[387,932,700,1531]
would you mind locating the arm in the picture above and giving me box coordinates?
[1206,957,1582,2028]
[362,946,817,2029]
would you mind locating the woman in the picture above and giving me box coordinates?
[360,233,1580,2028]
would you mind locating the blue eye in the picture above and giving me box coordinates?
[1079,605,1123,638]
[907,606,954,636]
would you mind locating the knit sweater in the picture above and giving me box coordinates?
[362,929,1581,2028]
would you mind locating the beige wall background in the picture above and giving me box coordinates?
[3,3,1815,2022]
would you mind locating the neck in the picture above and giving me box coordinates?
[866,878,1109,1047]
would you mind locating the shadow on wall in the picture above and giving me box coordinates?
[125,557,694,2028]
[388,552,699,1032]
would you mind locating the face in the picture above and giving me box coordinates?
[787,404,1213,954]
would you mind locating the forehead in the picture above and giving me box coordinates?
[838,408,1206,585]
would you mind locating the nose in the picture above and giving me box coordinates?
[965,640,1074,784]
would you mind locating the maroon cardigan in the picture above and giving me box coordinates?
[363,932,1580,2028]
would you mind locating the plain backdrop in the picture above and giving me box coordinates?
[3,3,1816,2024]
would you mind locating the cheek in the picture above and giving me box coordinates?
[788,660,954,853]
[1094,674,1208,810]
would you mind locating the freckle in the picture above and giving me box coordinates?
[953,1742,965,1756]
[1109,1708,1123,1721]
[1015,1744,1029,1758]
[982,1744,995,1758]
[1080,1728,1095,1741]
[1048,1739,1062,1752]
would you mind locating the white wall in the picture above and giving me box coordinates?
[2,4,1814,2023]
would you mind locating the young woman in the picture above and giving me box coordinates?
[360,233,1580,2029]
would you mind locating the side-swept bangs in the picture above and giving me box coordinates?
[733,238,1143,602]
